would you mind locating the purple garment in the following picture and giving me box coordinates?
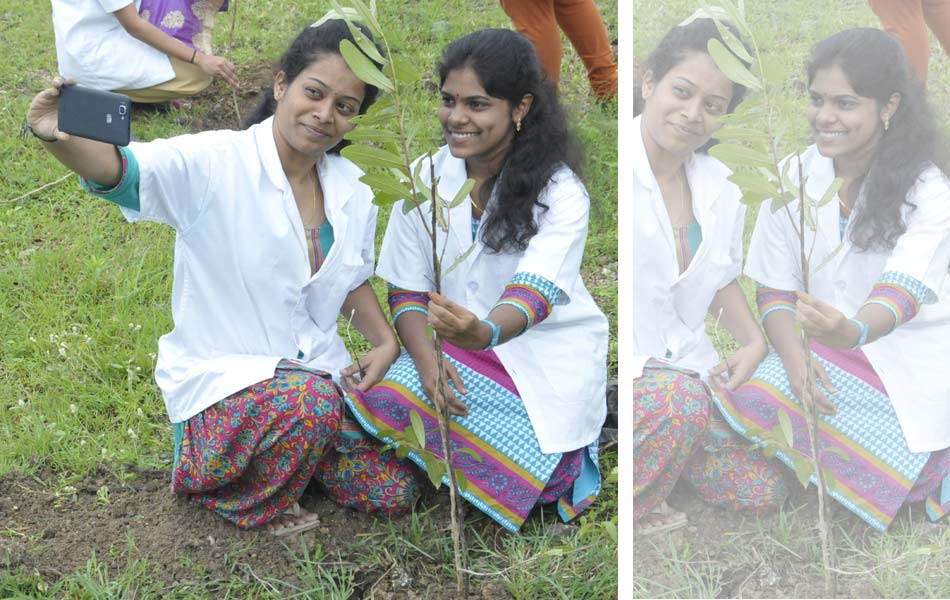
[139,0,229,51]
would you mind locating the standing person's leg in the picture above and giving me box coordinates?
[499,0,563,86]
[172,365,342,529]
[922,0,950,62]
[869,0,930,81]
[553,0,618,99]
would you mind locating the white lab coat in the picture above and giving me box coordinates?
[747,145,950,452]
[122,116,376,423]
[632,115,746,380]
[376,146,609,453]
[52,0,175,91]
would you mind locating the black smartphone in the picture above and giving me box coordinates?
[57,85,132,147]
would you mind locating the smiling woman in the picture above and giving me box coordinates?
[343,28,610,533]
[23,19,425,536]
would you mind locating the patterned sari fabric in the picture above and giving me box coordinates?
[715,342,950,531]
[633,360,711,521]
[345,341,600,532]
[139,0,228,53]
[172,361,422,528]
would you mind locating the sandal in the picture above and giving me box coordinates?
[633,501,688,536]
[263,502,321,537]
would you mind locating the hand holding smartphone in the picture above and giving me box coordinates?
[57,85,132,147]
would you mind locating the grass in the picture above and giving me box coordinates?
[633,0,950,597]
[0,0,617,597]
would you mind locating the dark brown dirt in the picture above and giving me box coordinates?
[0,466,515,598]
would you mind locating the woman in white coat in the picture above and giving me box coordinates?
[345,29,609,532]
[632,18,771,535]
[25,21,419,535]
[712,28,950,531]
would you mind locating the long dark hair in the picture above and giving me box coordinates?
[808,28,945,251]
[245,19,385,154]
[439,28,582,253]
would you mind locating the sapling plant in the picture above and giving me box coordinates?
[325,1,480,595]
[694,2,848,595]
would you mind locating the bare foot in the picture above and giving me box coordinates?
[634,501,688,536]
[263,503,320,536]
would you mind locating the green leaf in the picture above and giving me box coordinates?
[453,447,482,462]
[360,172,411,199]
[343,126,401,143]
[409,410,426,451]
[792,457,813,488]
[390,55,420,84]
[395,444,410,459]
[455,470,470,494]
[424,455,445,488]
[340,15,387,65]
[708,39,760,91]
[339,39,394,92]
[350,107,397,127]
[425,323,434,339]
[821,468,837,494]
[400,193,427,214]
[448,178,475,209]
[777,409,795,447]
[714,126,770,144]
[443,242,477,277]
[348,0,383,36]
[763,444,778,459]
[710,18,753,64]
[341,145,407,172]
[817,177,844,208]
[728,172,777,198]
[708,143,773,169]
[371,191,401,208]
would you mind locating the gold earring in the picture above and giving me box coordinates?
[883,113,890,131]
[516,118,522,132]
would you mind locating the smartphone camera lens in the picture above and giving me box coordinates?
[118,104,128,116]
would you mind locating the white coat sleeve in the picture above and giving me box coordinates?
[376,201,436,293]
[350,198,378,293]
[879,172,950,302]
[120,135,217,233]
[511,169,589,303]
[744,197,804,291]
[98,0,133,13]
[720,187,746,290]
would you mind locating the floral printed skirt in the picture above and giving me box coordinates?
[172,360,420,529]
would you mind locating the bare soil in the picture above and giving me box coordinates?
[0,466,516,598]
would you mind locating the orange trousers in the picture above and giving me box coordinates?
[499,0,617,99]
[868,0,950,82]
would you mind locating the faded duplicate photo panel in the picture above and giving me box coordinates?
[631,0,950,597]
[5,0,619,597]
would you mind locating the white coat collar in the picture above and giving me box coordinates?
[633,115,727,277]
[253,116,357,213]
[434,148,477,261]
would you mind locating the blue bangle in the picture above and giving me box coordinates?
[848,317,869,349]
[480,319,501,350]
